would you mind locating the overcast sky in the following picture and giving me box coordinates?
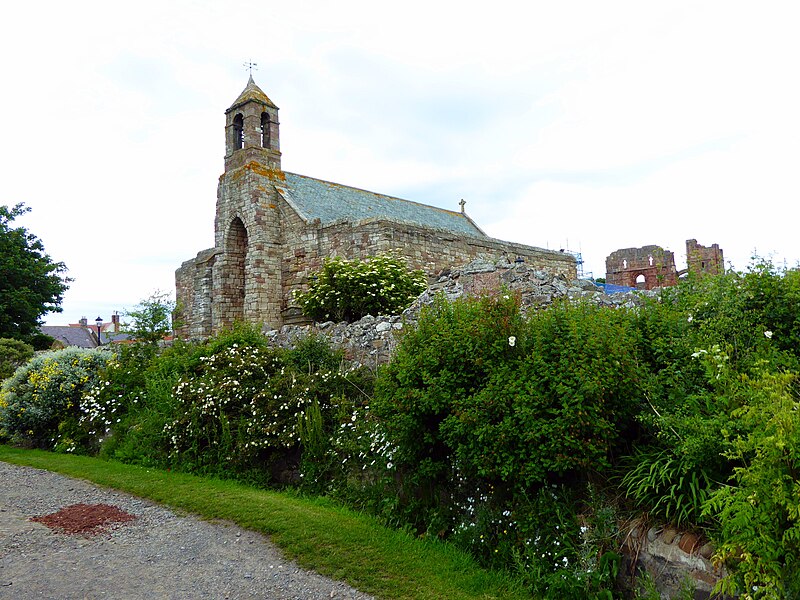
[2,1,798,326]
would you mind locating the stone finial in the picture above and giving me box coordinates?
[459,199,466,213]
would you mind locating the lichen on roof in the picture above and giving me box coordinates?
[227,75,278,112]
[279,173,486,237]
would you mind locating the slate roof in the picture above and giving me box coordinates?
[101,332,133,344]
[40,326,98,349]
[277,173,486,237]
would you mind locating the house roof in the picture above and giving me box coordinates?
[101,332,133,344]
[276,173,486,237]
[40,326,98,349]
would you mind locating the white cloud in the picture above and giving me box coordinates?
[1,1,798,325]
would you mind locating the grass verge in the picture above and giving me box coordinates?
[0,446,532,600]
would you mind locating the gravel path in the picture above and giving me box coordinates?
[0,461,375,600]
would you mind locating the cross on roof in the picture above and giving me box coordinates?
[459,199,466,213]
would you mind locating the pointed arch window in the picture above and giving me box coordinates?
[260,112,270,148]
[233,114,244,150]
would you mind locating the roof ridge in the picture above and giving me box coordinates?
[283,172,465,217]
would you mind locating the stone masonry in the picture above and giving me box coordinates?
[605,239,724,290]
[686,238,724,276]
[605,245,678,290]
[176,78,576,337]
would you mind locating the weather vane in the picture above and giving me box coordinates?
[244,60,258,76]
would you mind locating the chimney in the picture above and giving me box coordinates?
[79,316,88,327]
[111,312,120,331]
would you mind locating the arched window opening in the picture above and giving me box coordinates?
[233,114,244,150]
[260,112,270,148]
[636,274,646,288]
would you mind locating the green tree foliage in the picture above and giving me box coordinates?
[0,338,34,380]
[371,293,641,595]
[293,252,427,322]
[5,254,800,597]
[0,204,70,347]
[123,290,175,343]
[373,293,644,529]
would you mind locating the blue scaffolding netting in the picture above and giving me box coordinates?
[596,283,636,294]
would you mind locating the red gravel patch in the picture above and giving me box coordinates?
[30,503,137,536]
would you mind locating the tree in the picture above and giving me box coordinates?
[123,291,175,343]
[0,338,34,380]
[0,204,70,346]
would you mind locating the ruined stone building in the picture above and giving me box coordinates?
[686,239,724,276]
[175,77,575,337]
[605,239,724,290]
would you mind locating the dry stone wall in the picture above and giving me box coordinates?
[263,257,646,368]
[620,523,727,599]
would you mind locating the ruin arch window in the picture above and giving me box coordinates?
[233,114,244,150]
[636,274,646,286]
[260,112,270,148]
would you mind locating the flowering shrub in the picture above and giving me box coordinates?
[293,252,427,322]
[79,343,164,458]
[163,336,372,480]
[0,347,112,450]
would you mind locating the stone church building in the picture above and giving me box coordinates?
[175,77,576,337]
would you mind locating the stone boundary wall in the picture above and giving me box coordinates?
[264,257,646,368]
[620,523,728,599]
[278,219,577,310]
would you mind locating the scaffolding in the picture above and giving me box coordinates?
[562,249,592,280]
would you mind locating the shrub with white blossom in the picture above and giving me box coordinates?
[0,347,113,451]
[293,252,427,323]
[162,336,372,480]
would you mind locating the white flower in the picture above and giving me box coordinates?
[687,315,693,323]
[765,330,773,339]
[508,336,516,347]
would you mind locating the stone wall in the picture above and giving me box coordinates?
[213,163,284,332]
[263,257,640,368]
[686,239,724,276]
[620,523,727,599]
[605,245,678,290]
[278,218,577,309]
[175,249,217,338]
[176,177,577,338]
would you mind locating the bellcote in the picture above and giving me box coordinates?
[224,76,281,171]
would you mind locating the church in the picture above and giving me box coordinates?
[175,77,575,337]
